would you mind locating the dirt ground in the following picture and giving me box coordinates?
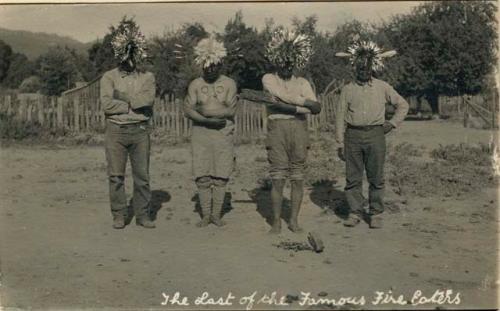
[0,120,498,310]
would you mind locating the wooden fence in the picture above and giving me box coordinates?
[0,79,340,139]
[1,79,497,139]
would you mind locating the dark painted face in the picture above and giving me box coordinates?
[203,63,222,84]
[354,55,373,83]
[277,61,294,80]
[120,42,137,72]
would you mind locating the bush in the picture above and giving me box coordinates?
[0,112,43,140]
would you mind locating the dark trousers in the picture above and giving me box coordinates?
[344,125,386,215]
[105,121,151,219]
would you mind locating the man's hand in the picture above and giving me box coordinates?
[337,147,345,162]
[296,106,311,114]
[204,117,227,130]
[113,90,130,103]
[383,121,395,134]
[267,99,298,115]
[304,99,322,115]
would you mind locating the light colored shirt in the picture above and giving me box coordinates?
[184,75,237,119]
[100,68,156,124]
[262,73,317,120]
[335,78,409,144]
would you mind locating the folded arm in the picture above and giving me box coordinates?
[100,74,129,115]
[183,82,226,128]
[262,74,306,106]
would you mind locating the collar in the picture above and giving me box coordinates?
[118,68,138,78]
[355,78,373,87]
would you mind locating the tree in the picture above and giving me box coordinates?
[148,22,208,97]
[2,52,36,89]
[19,75,42,93]
[36,46,87,96]
[303,19,373,95]
[88,36,116,77]
[0,40,13,83]
[378,0,498,114]
[221,11,268,90]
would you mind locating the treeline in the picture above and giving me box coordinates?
[0,1,497,114]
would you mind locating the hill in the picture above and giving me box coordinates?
[0,27,93,59]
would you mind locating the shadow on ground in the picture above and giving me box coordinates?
[308,179,350,220]
[125,189,171,223]
[191,192,233,219]
[247,185,292,227]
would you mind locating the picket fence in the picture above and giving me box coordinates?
[0,78,497,140]
[0,77,340,140]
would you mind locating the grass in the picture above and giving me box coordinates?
[387,142,497,198]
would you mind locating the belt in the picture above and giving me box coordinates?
[346,124,383,130]
[107,120,149,128]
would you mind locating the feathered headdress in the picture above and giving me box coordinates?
[265,28,313,69]
[193,37,227,68]
[111,21,148,62]
[335,40,396,71]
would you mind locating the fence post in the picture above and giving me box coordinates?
[37,97,44,126]
[491,91,497,129]
[262,107,267,134]
[463,96,469,128]
[50,97,57,130]
[57,97,64,129]
[5,95,12,116]
[74,96,80,132]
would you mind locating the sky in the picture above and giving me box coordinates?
[0,1,421,43]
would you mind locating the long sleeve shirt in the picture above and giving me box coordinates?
[100,68,156,124]
[262,73,317,120]
[335,78,409,144]
[183,75,237,120]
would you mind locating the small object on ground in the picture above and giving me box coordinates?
[120,258,131,262]
[307,231,325,253]
[318,291,328,297]
[274,240,312,252]
[409,272,419,277]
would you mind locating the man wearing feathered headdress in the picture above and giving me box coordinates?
[183,37,238,228]
[335,40,409,229]
[100,18,156,229]
[261,28,322,234]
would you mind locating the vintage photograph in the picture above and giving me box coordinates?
[0,1,498,310]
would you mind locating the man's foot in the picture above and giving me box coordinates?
[196,216,210,227]
[210,216,226,227]
[369,215,383,229]
[343,214,361,227]
[288,221,303,233]
[113,217,126,229]
[268,222,281,234]
[136,217,156,228]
